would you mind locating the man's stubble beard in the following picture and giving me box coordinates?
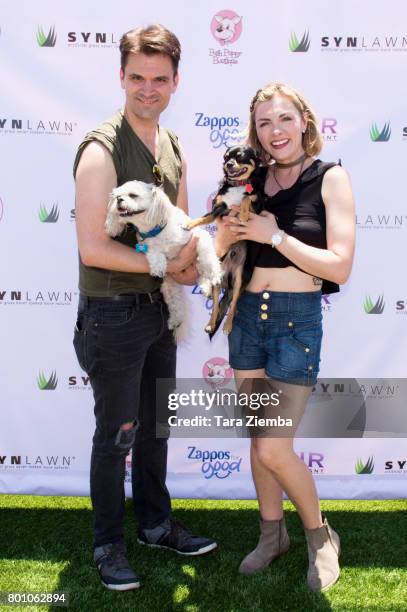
[128,101,165,123]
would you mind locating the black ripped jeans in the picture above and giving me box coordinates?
[73,293,176,547]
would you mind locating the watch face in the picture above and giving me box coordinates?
[272,233,282,246]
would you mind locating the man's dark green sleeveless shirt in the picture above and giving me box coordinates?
[73,110,182,296]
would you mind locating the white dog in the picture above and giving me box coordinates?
[105,180,222,342]
[213,14,242,43]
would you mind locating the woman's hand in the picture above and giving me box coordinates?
[225,206,280,244]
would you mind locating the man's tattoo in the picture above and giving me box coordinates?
[313,277,323,286]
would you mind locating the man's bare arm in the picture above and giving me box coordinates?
[176,156,188,214]
[75,141,197,274]
[170,155,201,285]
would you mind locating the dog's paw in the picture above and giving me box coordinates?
[147,253,167,277]
[199,279,213,298]
[222,323,233,335]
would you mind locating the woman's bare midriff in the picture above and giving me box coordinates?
[245,266,322,293]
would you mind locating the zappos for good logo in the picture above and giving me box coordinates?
[355,456,374,474]
[202,357,233,388]
[191,284,216,312]
[207,191,218,214]
[39,203,59,223]
[194,112,243,149]
[37,370,58,390]
[187,445,242,480]
[370,121,391,142]
[289,30,310,52]
[37,25,57,47]
[203,191,218,237]
[364,294,385,314]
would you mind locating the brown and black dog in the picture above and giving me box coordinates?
[187,145,264,336]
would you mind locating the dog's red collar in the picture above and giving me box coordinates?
[228,179,253,192]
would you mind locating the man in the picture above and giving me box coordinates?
[73,24,217,591]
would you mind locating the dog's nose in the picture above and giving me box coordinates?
[117,197,125,211]
[226,160,235,168]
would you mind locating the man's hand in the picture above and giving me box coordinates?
[167,235,198,275]
[169,263,199,285]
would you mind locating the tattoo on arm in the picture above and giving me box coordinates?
[313,277,323,286]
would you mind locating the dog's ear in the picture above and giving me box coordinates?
[105,191,126,237]
[145,186,169,228]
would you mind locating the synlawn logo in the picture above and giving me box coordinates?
[370,122,391,142]
[364,295,385,314]
[37,371,58,390]
[37,25,57,47]
[39,203,59,223]
[289,30,310,52]
[355,456,374,474]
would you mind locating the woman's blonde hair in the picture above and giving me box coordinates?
[247,82,322,163]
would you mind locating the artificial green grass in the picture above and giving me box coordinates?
[0,496,406,611]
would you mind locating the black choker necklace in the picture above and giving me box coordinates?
[274,153,308,169]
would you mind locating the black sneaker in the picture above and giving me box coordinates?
[94,541,140,591]
[137,518,217,556]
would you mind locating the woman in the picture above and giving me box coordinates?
[215,82,355,591]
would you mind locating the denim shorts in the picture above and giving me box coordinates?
[228,290,323,386]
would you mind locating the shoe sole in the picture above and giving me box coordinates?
[100,579,140,591]
[319,570,340,592]
[137,539,217,556]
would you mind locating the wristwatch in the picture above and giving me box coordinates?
[270,230,285,248]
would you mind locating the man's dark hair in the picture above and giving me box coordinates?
[120,24,181,75]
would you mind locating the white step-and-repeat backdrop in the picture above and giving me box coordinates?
[1,0,406,499]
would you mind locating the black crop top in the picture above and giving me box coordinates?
[245,159,340,295]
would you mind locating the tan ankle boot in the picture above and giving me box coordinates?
[239,517,290,575]
[304,514,341,591]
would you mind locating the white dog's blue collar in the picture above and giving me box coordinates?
[136,223,167,241]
